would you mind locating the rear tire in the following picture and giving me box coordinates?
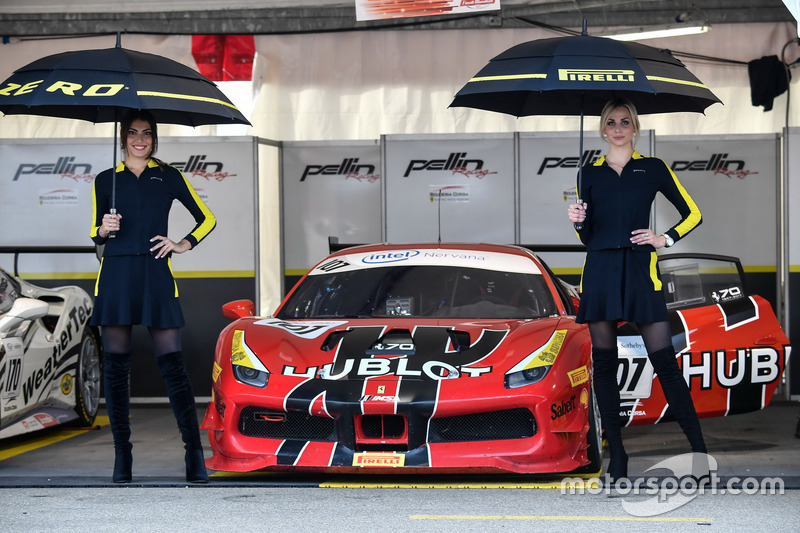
[584,386,603,472]
[574,385,603,473]
[68,327,102,427]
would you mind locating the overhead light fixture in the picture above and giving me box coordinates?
[598,23,710,41]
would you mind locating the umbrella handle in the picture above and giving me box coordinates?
[574,196,584,231]
[108,207,117,239]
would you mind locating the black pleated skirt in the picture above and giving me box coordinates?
[90,254,185,328]
[576,247,668,324]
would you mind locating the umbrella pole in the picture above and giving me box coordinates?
[109,120,117,238]
[108,32,120,237]
[574,98,585,232]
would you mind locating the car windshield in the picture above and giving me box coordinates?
[277,265,558,319]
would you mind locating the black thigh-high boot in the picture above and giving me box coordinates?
[648,346,707,454]
[592,347,627,481]
[156,351,209,483]
[104,352,132,483]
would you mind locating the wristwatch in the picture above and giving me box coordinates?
[662,233,675,248]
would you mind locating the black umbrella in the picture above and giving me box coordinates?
[0,39,251,126]
[449,24,721,229]
[0,35,251,229]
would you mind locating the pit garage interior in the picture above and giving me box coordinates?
[1,1,800,527]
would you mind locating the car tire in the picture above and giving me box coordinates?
[584,386,603,472]
[67,326,102,427]
[574,385,603,473]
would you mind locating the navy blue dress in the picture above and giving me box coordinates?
[89,159,216,328]
[575,151,701,324]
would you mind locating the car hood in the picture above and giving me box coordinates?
[226,316,567,380]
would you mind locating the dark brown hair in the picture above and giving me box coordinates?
[120,109,158,158]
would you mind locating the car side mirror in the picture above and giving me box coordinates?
[0,297,49,332]
[222,299,255,321]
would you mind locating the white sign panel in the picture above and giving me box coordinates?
[281,141,382,272]
[0,137,256,275]
[384,134,515,244]
[656,135,778,267]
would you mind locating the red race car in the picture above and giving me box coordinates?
[201,243,790,474]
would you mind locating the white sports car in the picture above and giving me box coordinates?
[0,267,101,439]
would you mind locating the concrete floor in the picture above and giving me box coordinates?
[1,401,799,488]
[2,402,799,532]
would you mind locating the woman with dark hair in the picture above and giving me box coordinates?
[567,98,706,481]
[90,109,216,483]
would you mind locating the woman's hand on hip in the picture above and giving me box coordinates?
[631,228,666,248]
[149,236,191,258]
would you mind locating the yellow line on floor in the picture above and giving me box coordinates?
[0,416,109,462]
[410,515,713,523]
[321,473,601,489]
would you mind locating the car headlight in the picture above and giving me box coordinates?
[504,329,567,389]
[505,365,552,388]
[233,364,269,388]
[231,330,269,388]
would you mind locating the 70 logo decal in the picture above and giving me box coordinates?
[2,339,24,399]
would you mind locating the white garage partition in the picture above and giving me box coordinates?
[383,133,516,244]
[655,135,780,266]
[518,130,653,271]
[280,140,382,279]
[0,137,258,278]
[784,127,798,399]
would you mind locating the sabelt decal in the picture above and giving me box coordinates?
[568,366,588,387]
[551,395,576,420]
[253,319,348,339]
[353,452,405,467]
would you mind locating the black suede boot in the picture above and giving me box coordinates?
[156,351,209,483]
[592,347,628,481]
[104,352,133,483]
[648,346,707,454]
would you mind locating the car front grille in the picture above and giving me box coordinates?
[428,408,537,442]
[237,406,536,444]
[238,407,336,441]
